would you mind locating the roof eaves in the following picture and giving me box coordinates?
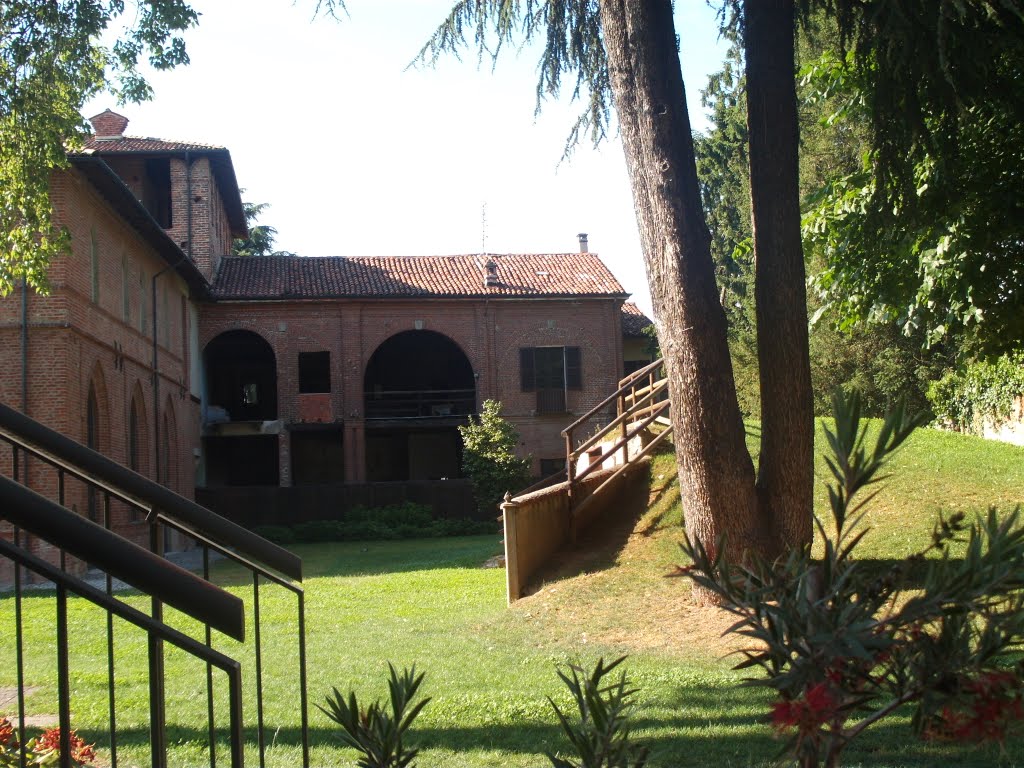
[68,154,209,295]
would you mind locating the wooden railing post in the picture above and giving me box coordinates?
[501,492,521,603]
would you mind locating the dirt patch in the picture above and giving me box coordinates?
[0,685,36,710]
[506,464,752,662]
[0,686,58,728]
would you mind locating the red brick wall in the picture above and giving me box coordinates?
[199,296,624,480]
[0,167,202,576]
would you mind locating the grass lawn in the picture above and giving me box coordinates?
[2,421,1024,767]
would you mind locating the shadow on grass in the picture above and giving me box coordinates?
[523,467,653,594]
[71,683,1024,768]
[203,534,505,587]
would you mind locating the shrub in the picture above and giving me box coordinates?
[928,351,1024,434]
[255,502,496,546]
[459,400,531,517]
[319,664,430,768]
[252,524,295,545]
[546,657,648,768]
[681,391,1024,767]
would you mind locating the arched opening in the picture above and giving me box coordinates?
[364,330,475,419]
[204,329,278,422]
[161,398,176,488]
[128,384,148,477]
[203,330,280,487]
[363,331,475,482]
[85,364,109,522]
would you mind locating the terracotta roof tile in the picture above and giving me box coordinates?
[81,135,228,153]
[210,254,628,300]
[621,301,654,336]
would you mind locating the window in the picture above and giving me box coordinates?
[539,457,566,478]
[139,271,147,335]
[520,346,581,413]
[86,384,100,522]
[128,400,140,472]
[162,284,170,347]
[142,158,172,228]
[298,351,331,393]
[121,253,130,322]
[90,228,100,304]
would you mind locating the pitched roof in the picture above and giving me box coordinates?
[79,111,246,237]
[621,301,655,336]
[210,253,628,301]
[81,135,229,153]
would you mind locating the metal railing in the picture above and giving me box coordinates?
[560,359,673,515]
[365,388,476,419]
[0,401,309,768]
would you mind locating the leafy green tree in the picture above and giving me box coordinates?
[0,0,198,294]
[231,198,296,257]
[458,400,531,517]
[803,1,1024,358]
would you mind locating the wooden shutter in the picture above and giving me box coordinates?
[519,348,535,391]
[565,347,582,390]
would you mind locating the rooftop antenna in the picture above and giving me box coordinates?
[481,201,487,253]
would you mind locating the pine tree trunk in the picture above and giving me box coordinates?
[598,0,773,596]
[745,0,814,556]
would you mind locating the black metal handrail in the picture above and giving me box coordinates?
[0,400,311,768]
[0,476,244,640]
[0,401,300,580]
[0,537,246,768]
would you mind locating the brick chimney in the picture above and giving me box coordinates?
[89,109,129,141]
[577,233,589,253]
[483,259,499,287]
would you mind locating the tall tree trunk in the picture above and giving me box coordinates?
[599,0,772,598]
[745,0,814,555]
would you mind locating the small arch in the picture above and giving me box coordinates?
[85,363,110,522]
[85,363,109,454]
[204,329,278,421]
[161,397,177,489]
[128,382,149,476]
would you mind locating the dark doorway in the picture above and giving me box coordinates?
[366,428,462,482]
[205,435,279,486]
[205,330,278,421]
[292,429,344,485]
[364,330,475,419]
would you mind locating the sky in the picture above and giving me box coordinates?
[84,1,729,317]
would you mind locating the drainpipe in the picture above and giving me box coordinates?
[21,276,28,412]
[152,151,194,488]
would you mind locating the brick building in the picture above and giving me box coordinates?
[1,110,637,539]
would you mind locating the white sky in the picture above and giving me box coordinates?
[84,0,729,317]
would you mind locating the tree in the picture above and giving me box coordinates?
[231,198,296,257]
[0,0,197,295]
[693,15,953,419]
[409,0,812,587]
[804,1,1024,358]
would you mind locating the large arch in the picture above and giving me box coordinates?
[204,329,278,421]
[364,330,475,419]
[363,331,475,482]
[202,330,280,487]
